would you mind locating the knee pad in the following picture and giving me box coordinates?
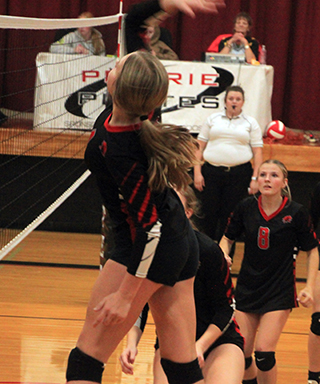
[66,347,105,383]
[254,351,276,372]
[161,357,203,384]
[311,312,320,336]
[245,356,253,370]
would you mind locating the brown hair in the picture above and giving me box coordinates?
[224,85,245,102]
[233,12,253,37]
[176,186,201,230]
[113,51,199,192]
[179,186,201,218]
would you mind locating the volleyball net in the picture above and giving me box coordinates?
[0,8,124,260]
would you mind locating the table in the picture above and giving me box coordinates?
[34,53,274,133]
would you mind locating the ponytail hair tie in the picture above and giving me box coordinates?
[140,115,148,121]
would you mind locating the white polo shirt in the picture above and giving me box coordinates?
[198,111,263,167]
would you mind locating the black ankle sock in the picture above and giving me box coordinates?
[243,379,258,384]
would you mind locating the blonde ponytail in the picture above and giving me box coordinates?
[113,51,198,191]
[140,122,199,192]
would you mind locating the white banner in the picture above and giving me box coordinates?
[34,53,273,133]
[161,60,274,133]
[34,53,117,131]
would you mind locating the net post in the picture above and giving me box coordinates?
[117,0,124,59]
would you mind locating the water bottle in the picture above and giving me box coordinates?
[260,45,267,64]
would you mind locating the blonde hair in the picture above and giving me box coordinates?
[179,186,201,218]
[113,51,199,192]
[260,159,292,201]
[79,11,105,55]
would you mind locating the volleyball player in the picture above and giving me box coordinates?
[219,159,319,384]
[64,2,227,383]
[308,181,320,384]
[120,187,245,384]
[308,272,320,384]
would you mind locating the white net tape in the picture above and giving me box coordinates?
[0,14,120,29]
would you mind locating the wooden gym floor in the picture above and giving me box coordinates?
[0,230,313,384]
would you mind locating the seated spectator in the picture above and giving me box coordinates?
[125,0,178,60]
[216,12,259,63]
[144,25,178,60]
[49,12,105,56]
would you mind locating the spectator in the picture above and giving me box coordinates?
[49,12,105,56]
[218,12,259,63]
[144,25,178,60]
[125,0,177,57]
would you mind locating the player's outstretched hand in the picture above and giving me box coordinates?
[160,0,226,18]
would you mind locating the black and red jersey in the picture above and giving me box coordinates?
[85,114,189,279]
[225,195,319,313]
[136,231,241,346]
[194,231,237,339]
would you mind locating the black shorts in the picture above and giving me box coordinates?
[203,322,244,360]
[111,221,200,287]
[154,321,244,356]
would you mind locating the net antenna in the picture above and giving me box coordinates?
[0,2,124,260]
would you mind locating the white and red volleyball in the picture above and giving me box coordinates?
[266,120,286,139]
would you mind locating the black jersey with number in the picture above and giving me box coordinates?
[225,195,318,313]
[85,114,191,283]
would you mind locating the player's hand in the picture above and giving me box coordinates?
[298,287,313,308]
[195,342,205,368]
[194,173,205,191]
[120,346,138,375]
[224,253,232,267]
[93,291,131,327]
[161,0,226,18]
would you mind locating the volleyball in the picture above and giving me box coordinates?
[266,120,286,139]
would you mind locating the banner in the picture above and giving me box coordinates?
[161,60,274,133]
[34,53,273,133]
[34,53,116,131]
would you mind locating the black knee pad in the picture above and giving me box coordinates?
[311,312,320,336]
[245,356,253,370]
[66,347,105,383]
[254,351,276,372]
[161,357,203,384]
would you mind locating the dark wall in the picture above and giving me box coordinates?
[1,155,319,234]
[0,155,102,234]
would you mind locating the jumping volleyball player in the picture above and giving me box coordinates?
[220,159,319,384]
[64,1,226,383]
